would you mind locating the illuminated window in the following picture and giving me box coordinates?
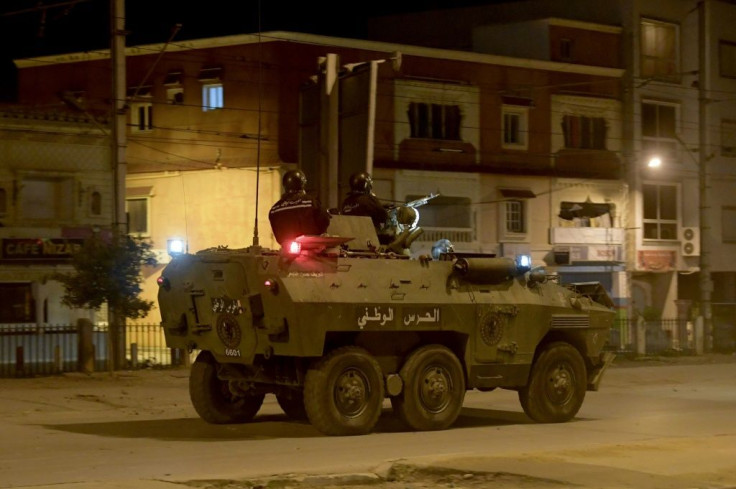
[130,102,153,131]
[502,106,528,149]
[202,83,223,111]
[407,102,461,140]
[640,19,679,80]
[643,183,678,240]
[642,101,679,163]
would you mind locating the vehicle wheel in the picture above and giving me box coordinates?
[189,351,265,424]
[391,345,465,431]
[276,390,308,421]
[518,342,587,423]
[303,346,384,436]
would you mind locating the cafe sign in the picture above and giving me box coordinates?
[1,238,84,262]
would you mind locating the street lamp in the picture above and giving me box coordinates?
[647,156,662,168]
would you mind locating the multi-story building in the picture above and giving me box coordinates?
[5,30,624,327]
[0,108,112,325]
[368,0,736,347]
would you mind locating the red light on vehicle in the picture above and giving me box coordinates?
[264,278,279,294]
[156,276,170,290]
[287,240,301,255]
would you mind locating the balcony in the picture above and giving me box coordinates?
[550,227,624,245]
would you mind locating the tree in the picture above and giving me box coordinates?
[53,234,157,369]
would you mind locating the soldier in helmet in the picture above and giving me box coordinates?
[341,171,388,231]
[269,169,330,245]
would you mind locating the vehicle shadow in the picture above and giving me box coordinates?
[41,406,533,441]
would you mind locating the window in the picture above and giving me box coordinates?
[90,191,102,216]
[720,40,736,79]
[19,177,74,221]
[722,120,736,157]
[0,283,35,323]
[506,200,525,233]
[202,83,223,111]
[561,115,607,149]
[407,102,461,140]
[130,102,153,131]
[502,106,528,149]
[164,71,184,104]
[406,195,473,243]
[560,38,573,62]
[642,101,679,163]
[167,87,184,105]
[640,19,679,80]
[723,206,736,243]
[643,183,677,240]
[126,197,149,235]
[0,187,6,215]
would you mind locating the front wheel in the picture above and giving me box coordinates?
[189,351,264,424]
[303,346,384,436]
[518,342,587,423]
[391,345,466,431]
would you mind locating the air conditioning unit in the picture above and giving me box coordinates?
[681,227,700,257]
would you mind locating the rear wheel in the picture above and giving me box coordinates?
[391,345,465,431]
[304,346,384,436]
[189,351,264,424]
[519,342,586,423]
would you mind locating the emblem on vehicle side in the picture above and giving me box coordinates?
[216,313,242,348]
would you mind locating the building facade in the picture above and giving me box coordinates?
[6,31,624,326]
[0,108,112,325]
[368,0,736,347]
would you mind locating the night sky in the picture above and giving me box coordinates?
[0,0,505,60]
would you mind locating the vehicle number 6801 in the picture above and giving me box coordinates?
[224,348,241,357]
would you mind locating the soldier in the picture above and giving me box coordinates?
[340,171,388,230]
[269,169,330,245]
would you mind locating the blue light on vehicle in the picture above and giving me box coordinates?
[167,238,187,256]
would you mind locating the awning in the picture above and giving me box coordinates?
[198,66,222,81]
[163,71,182,85]
[499,188,536,199]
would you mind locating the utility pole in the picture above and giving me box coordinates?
[698,0,713,350]
[110,0,127,369]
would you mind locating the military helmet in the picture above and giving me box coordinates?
[283,169,307,193]
[431,238,455,260]
[349,171,373,194]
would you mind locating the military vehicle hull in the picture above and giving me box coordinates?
[158,218,615,435]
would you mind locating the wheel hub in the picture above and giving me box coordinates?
[335,368,368,417]
[547,364,574,404]
[420,367,452,413]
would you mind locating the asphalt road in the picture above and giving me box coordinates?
[1,355,735,489]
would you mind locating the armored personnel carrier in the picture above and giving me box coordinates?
[158,213,615,436]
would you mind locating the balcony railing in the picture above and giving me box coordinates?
[416,227,474,243]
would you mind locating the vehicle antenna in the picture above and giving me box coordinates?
[252,0,263,246]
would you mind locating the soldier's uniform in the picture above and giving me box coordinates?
[269,193,330,245]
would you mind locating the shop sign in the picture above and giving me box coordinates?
[637,250,676,272]
[0,238,84,262]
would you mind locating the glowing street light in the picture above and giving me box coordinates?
[647,156,662,168]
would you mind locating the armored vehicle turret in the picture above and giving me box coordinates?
[158,213,615,436]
